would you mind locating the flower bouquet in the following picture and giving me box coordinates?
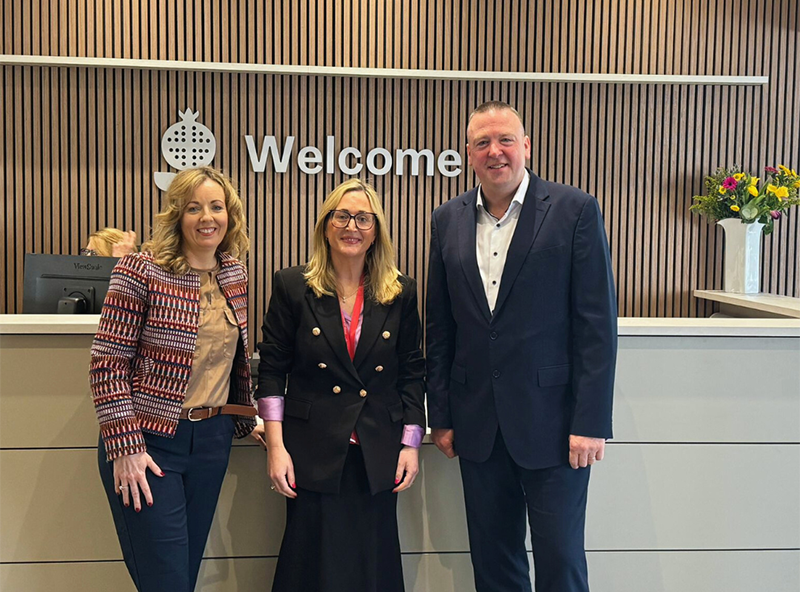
[690,165,800,235]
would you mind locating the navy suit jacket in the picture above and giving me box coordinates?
[425,171,617,469]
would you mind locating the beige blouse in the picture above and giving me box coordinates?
[182,267,241,410]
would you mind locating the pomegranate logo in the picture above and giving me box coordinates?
[154,109,217,191]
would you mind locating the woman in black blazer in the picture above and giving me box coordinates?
[256,178,426,592]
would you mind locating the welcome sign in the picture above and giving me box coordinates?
[244,136,462,177]
[155,108,464,190]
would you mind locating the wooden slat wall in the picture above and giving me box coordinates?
[2,0,799,337]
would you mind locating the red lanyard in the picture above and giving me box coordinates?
[342,277,365,361]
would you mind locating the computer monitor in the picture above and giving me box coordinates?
[23,253,119,314]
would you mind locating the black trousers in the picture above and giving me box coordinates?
[459,431,591,592]
[98,415,235,592]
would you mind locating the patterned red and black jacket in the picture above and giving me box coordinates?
[90,250,255,461]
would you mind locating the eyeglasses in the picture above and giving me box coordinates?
[329,210,377,230]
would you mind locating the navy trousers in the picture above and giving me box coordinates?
[459,431,591,592]
[98,415,235,592]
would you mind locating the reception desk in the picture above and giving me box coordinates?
[1,315,798,592]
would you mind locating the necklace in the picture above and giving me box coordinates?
[339,286,359,303]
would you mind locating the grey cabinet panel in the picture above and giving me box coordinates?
[0,449,120,562]
[3,552,796,592]
[587,550,800,592]
[0,563,137,592]
[0,335,96,449]
[614,336,800,443]
[587,444,800,550]
[403,550,800,592]
[398,444,800,553]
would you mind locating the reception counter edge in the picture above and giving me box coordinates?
[1,314,798,337]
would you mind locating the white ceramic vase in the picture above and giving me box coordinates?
[717,218,764,294]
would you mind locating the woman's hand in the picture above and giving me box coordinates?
[113,452,164,511]
[392,446,419,493]
[111,230,137,257]
[268,445,297,498]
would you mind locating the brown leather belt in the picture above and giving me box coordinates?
[179,404,257,421]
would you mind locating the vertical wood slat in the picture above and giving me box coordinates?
[2,0,799,330]
[1,66,10,310]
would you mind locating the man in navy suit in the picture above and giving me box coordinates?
[426,101,617,592]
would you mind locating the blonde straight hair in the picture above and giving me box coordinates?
[305,179,402,305]
[143,167,249,275]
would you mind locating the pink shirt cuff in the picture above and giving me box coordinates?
[258,396,284,421]
[401,424,424,448]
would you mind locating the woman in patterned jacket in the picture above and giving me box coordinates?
[90,167,263,592]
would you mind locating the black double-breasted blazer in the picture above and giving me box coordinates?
[256,265,426,494]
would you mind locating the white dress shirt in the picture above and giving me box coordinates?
[475,172,530,313]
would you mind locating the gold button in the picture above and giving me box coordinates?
[332,386,341,394]
[318,363,327,369]
[359,389,367,398]
[312,327,321,336]
[382,331,391,339]
[375,365,384,372]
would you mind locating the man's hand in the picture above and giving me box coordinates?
[431,428,457,459]
[569,435,605,469]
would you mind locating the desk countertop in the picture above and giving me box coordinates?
[0,315,103,335]
[694,290,800,319]
[2,314,798,338]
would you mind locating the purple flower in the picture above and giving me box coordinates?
[765,166,779,174]
[722,177,738,191]
[770,210,781,220]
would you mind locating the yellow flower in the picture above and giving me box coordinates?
[767,184,778,194]
[793,169,798,177]
[719,186,727,195]
[750,177,759,185]
[730,205,740,212]
[733,173,746,181]
[794,180,800,188]
[774,186,789,199]
[748,185,759,197]
[778,164,791,175]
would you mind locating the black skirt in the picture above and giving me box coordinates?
[271,444,405,592]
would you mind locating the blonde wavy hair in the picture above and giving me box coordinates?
[143,167,249,274]
[305,179,402,305]
[86,228,131,257]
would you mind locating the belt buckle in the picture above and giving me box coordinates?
[186,407,206,422]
